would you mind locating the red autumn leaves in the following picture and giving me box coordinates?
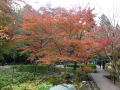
[21,6,100,64]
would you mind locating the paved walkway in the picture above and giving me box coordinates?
[0,66,11,72]
[91,68,120,90]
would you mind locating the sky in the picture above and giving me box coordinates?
[24,0,120,25]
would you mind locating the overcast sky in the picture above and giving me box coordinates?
[24,0,120,24]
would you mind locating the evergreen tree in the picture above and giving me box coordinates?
[100,14,111,26]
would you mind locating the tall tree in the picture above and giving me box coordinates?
[21,6,96,70]
[95,15,120,83]
[0,0,21,60]
[100,14,111,26]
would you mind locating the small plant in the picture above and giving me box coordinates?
[37,82,53,90]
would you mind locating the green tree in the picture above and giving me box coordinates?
[100,14,111,26]
[0,0,22,61]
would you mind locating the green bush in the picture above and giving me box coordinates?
[2,82,53,90]
[117,61,120,71]
[106,68,116,75]
[14,65,60,74]
[73,69,82,75]
[0,73,12,89]
[106,63,111,66]
[87,64,96,69]
[2,84,36,90]
[12,72,34,83]
[41,74,66,85]
[67,64,96,69]
[37,82,53,90]
[0,72,34,89]
[67,64,83,67]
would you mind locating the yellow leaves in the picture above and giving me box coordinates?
[0,26,10,40]
[0,33,10,40]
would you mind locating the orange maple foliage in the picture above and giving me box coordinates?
[0,0,21,41]
[21,6,96,64]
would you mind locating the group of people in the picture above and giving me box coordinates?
[97,60,106,69]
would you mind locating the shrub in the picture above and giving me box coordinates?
[41,74,66,85]
[67,64,96,69]
[87,64,96,69]
[81,66,93,73]
[67,64,83,68]
[0,73,12,89]
[0,72,34,89]
[106,68,116,76]
[2,84,36,90]
[117,61,120,71]
[37,82,53,90]
[15,65,60,74]
[2,82,53,90]
[106,63,111,66]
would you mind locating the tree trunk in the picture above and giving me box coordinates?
[48,64,51,71]
[34,62,37,77]
[63,61,67,72]
[113,75,116,84]
[14,58,15,64]
[73,62,77,70]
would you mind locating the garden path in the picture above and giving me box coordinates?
[0,66,11,72]
[91,68,120,90]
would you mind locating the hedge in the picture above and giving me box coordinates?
[67,64,96,69]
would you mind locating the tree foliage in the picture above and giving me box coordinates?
[0,0,22,60]
[95,14,120,81]
[21,5,96,65]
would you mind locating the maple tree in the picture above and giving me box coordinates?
[49,7,96,70]
[21,5,96,71]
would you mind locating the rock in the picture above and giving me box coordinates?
[50,84,76,90]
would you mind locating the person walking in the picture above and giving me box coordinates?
[98,61,102,69]
[102,60,105,69]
